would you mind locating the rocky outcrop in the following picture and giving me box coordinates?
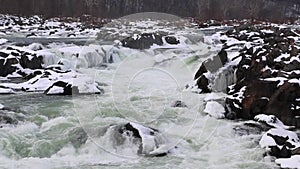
[0,47,43,77]
[224,26,300,127]
[194,25,300,128]
[256,114,300,167]
[0,57,18,77]
[121,33,180,49]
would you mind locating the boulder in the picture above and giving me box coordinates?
[19,53,43,69]
[0,57,18,77]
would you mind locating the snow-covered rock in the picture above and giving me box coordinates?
[254,114,294,130]
[256,114,300,167]
[204,101,225,118]
[0,38,8,45]
[121,33,180,49]
[259,128,299,149]
[0,87,15,94]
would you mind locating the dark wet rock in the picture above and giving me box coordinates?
[171,100,187,108]
[269,145,292,158]
[19,54,43,69]
[0,52,9,58]
[44,81,79,95]
[196,75,211,93]
[119,123,142,138]
[0,57,18,77]
[26,32,37,38]
[265,82,300,127]
[267,133,289,146]
[165,36,179,45]
[121,33,163,49]
[194,63,207,80]
[121,33,180,49]
[0,108,25,127]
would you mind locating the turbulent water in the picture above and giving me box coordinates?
[0,16,280,169]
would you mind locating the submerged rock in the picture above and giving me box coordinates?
[171,100,187,108]
[68,127,88,149]
[0,105,25,127]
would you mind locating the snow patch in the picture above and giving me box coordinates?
[204,101,225,118]
[276,155,300,169]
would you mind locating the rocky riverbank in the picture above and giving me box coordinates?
[193,24,300,168]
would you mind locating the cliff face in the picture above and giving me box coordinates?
[0,0,299,21]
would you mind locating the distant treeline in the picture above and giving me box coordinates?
[0,0,299,21]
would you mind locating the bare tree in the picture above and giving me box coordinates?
[245,0,261,20]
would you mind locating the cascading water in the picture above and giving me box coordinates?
[0,14,279,169]
[211,65,236,93]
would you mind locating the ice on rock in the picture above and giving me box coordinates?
[254,114,294,130]
[204,101,225,118]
